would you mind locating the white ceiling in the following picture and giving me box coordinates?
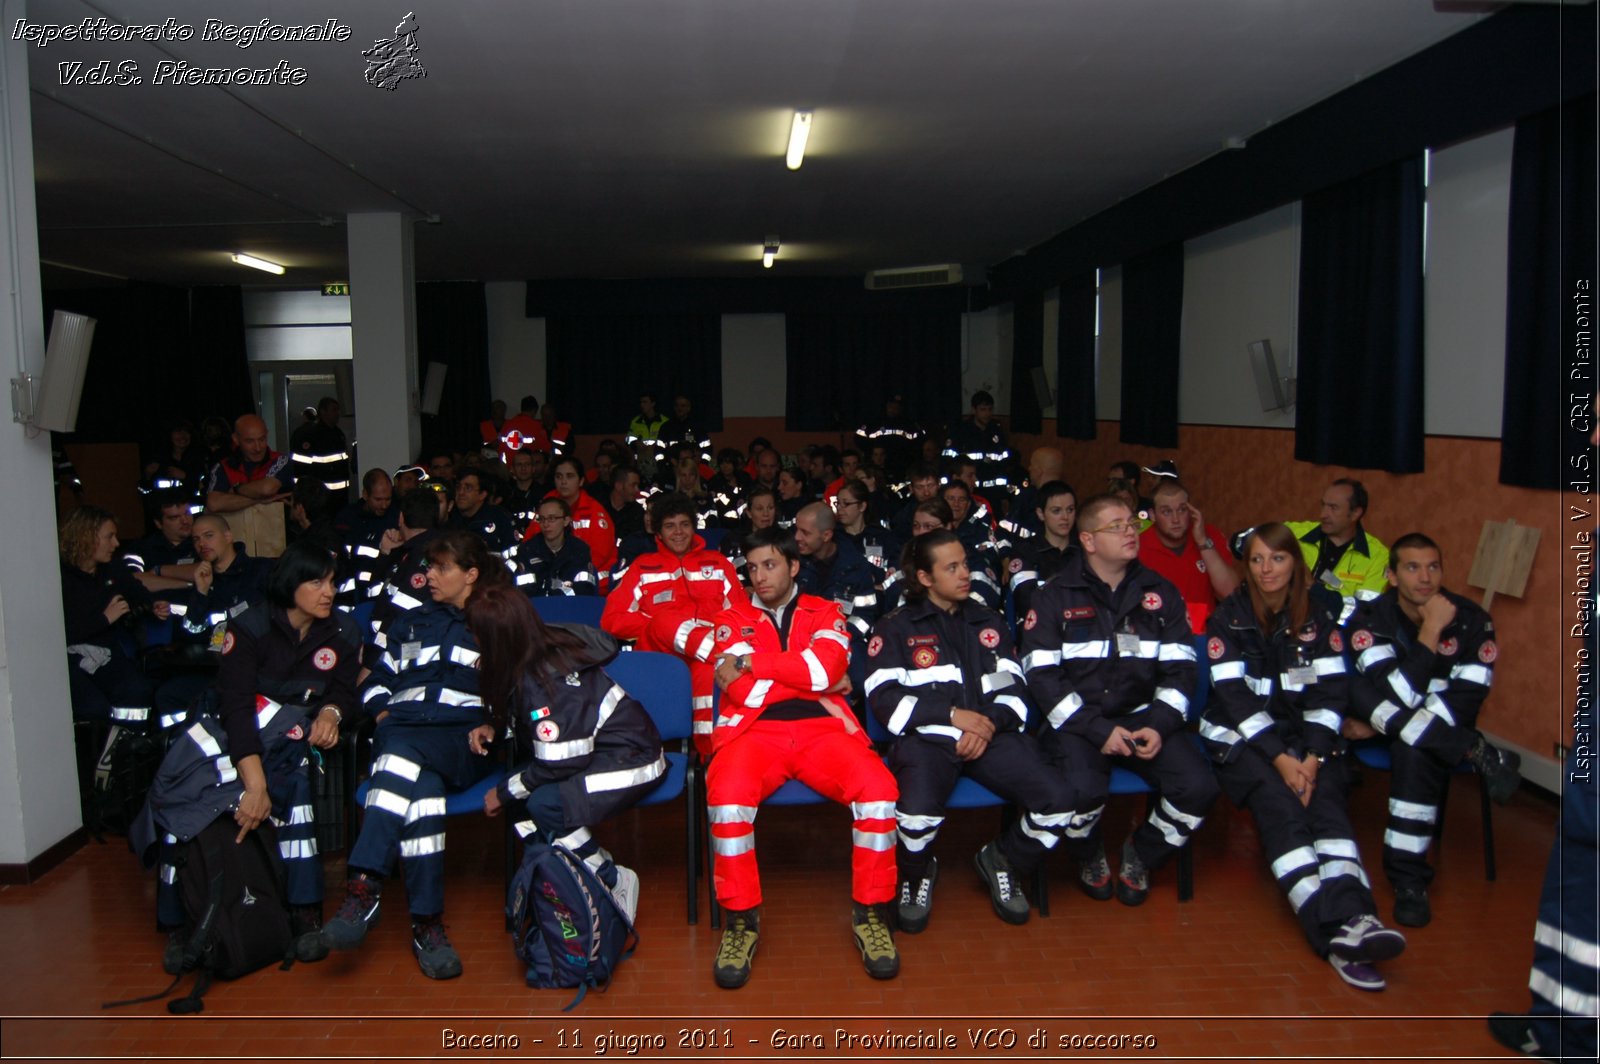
[23,0,1505,287]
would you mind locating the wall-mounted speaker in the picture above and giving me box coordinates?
[34,310,96,432]
[420,360,448,416]
[1247,339,1295,412]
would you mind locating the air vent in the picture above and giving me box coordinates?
[864,264,964,290]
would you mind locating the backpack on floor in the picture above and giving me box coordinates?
[104,816,292,1014]
[507,842,637,1010]
[86,724,162,837]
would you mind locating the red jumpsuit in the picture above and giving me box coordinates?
[600,536,746,753]
[687,592,898,912]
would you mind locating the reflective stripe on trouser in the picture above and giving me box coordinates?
[349,723,491,917]
[1216,751,1376,955]
[67,651,152,727]
[690,660,717,758]
[511,782,620,889]
[1524,753,1598,1059]
[705,715,899,911]
[888,730,1078,879]
[1049,729,1218,868]
[1380,740,1450,892]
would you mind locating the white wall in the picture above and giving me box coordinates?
[721,314,786,417]
[961,306,1005,412]
[1424,127,1513,438]
[485,282,545,409]
[1179,203,1300,430]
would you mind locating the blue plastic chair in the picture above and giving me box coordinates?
[603,651,700,923]
[1351,737,1496,880]
[529,595,606,628]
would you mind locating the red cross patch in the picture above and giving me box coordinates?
[504,430,524,450]
[313,648,338,671]
[1478,640,1498,664]
[834,619,849,634]
[535,719,561,742]
[715,625,732,643]
[221,631,235,655]
[410,571,427,590]
[979,628,1000,649]
[1351,629,1374,652]
[867,635,884,657]
[286,724,305,742]
[1328,630,1344,653]
[1141,592,1162,611]
[912,646,939,669]
[1207,636,1225,660]
[1438,637,1458,656]
[1023,609,1038,631]
[1008,557,1023,574]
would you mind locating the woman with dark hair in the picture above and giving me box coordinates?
[59,505,166,727]
[321,530,511,979]
[835,479,898,576]
[1200,522,1405,992]
[866,530,1078,933]
[141,420,209,495]
[720,483,779,582]
[132,538,360,967]
[471,584,664,920]
[775,466,809,525]
[881,499,1002,610]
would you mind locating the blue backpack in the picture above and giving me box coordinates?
[507,842,637,1009]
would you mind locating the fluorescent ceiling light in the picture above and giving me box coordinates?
[786,110,812,170]
[231,252,285,275]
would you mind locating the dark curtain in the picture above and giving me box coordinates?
[1119,244,1183,448]
[1055,271,1098,440]
[1294,157,1426,473]
[1500,94,1598,489]
[185,287,252,424]
[1009,292,1044,434]
[545,314,722,437]
[415,281,491,455]
[785,309,961,433]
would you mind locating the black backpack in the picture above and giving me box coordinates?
[507,842,637,1010]
[85,725,162,837]
[105,817,292,1014]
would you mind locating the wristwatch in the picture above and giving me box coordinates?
[737,655,751,673]
[1200,537,1215,551]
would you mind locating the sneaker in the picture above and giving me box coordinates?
[896,858,938,934]
[974,842,1030,924]
[1329,913,1407,963]
[1393,886,1432,929]
[162,929,187,976]
[611,865,640,925]
[713,909,760,989]
[1076,847,1113,902]
[290,905,329,963]
[1328,953,1386,991]
[1115,837,1150,907]
[1468,734,1522,806]
[411,917,462,980]
[321,875,381,951]
[851,903,900,980]
[1486,1013,1543,1057]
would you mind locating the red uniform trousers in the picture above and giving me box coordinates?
[706,715,898,911]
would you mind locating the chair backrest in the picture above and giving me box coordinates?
[529,595,607,628]
[603,650,692,741]
[699,527,728,550]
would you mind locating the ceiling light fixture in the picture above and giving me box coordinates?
[786,110,812,170]
[762,237,779,269]
[231,252,285,275]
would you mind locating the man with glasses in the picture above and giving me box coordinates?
[1018,493,1218,907]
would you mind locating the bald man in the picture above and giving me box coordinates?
[206,414,293,513]
[1000,445,1065,546]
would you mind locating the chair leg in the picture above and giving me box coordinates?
[1480,773,1497,882]
[1035,862,1049,917]
[1178,845,1194,902]
[685,758,699,926]
[503,808,518,932]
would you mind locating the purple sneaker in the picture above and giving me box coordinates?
[1329,953,1386,991]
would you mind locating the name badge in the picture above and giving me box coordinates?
[1319,570,1344,590]
[401,641,422,661]
[1286,666,1317,686]
[653,590,675,604]
[1115,632,1141,655]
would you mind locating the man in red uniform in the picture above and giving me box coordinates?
[496,395,550,465]
[1136,479,1237,633]
[683,527,900,988]
[205,414,292,514]
[601,492,746,752]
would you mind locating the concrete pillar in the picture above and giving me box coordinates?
[347,213,419,472]
[0,15,84,874]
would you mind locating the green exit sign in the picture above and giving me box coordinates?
[322,283,350,297]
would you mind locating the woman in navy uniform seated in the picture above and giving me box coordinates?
[1200,522,1405,992]
[321,530,509,979]
[470,584,665,922]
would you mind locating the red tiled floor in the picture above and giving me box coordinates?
[0,766,1555,1060]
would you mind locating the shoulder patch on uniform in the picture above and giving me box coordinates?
[410,571,427,590]
[1298,625,1318,642]
[221,630,235,655]
[1024,608,1038,631]
[912,646,939,669]
[979,627,1000,648]
[1478,640,1497,664]
[313,647,338,671]
[715,624,732,643]
[1008,557,1023,573]
[1351,629,1374,652]
[1141,591,1162,611]
[535,719,561,742]
[1206,636,1225,659]
[867,635,884,657]
[1328,630,1344,653]
[1437,637,1458,656]
[286,724,305,742]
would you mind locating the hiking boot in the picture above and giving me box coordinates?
[974,842,1030,924]
[1329,913,1407,963]
[1328,953,1386,991]
[1393,886,1432,929]
[1076,847,1113,901]
[852,902,900,980]
[321,875,381,951]
[1486,1013,1544,1057]
[411,916,462,980]
[162,929,187,976]
[1116,837,1150,907]
[1468,733,1522,806]
[896,858,938,934]
[611,865,640,924]
[713,908,759,989]
[291,905,329,963]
